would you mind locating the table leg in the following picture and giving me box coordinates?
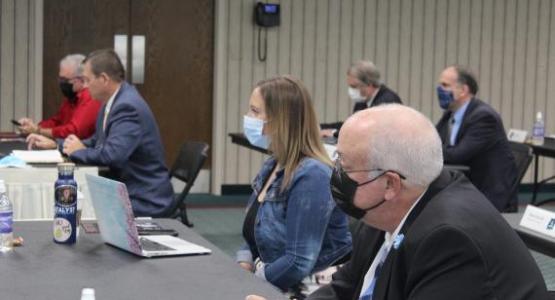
[532,154,539,205]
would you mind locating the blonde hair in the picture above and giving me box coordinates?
[256,75,331,190]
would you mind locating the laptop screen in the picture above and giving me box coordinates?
[85,174,142,255]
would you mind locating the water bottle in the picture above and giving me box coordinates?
[0,179,13,252]
[53,163,78,244]
[80,288,95,300]
[532,111,545,146]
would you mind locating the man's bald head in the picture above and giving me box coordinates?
[339,104,443,188]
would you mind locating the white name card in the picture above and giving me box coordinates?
[519,205,555,238]
[507,129,528,143]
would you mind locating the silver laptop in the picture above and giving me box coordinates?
[85,174,211,258]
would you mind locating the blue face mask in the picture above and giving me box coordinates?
[243,115,269,149]
[436,86,454,110]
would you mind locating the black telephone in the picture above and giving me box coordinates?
[254,2,280,28]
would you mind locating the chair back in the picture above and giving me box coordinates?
[168,141,209,226]
[504,141,533,212]
[509,141,533,184]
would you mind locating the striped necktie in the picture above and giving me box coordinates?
[102,105,110,132]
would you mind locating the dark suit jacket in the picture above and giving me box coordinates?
[308,170,548,300]
[436,98,518,211]
[321,85,402,134]
[70,82,174,217]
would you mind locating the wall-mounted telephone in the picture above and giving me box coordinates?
[254,2,280,28]
[254,2,280,61]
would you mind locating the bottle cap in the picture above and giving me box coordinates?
[81,288,95,296]
[536,111,543,120]
[0,179,5,193]
[57,162,75,176]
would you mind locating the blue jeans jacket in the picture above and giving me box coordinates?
[236,157,352,290]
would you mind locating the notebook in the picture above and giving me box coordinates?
[85,174,211,258]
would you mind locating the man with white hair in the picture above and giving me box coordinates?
[320,60,402,138]
[307,104,547,299]
[18,53,101,139]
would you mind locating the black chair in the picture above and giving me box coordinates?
[167,141,209,227]
[507,141,534,212]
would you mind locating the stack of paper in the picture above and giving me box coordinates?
[11,150,63,163]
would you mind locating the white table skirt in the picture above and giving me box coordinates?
[0,166,98,220]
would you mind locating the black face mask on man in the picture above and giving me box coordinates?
[330,162,406,219]
[59,81,77,102]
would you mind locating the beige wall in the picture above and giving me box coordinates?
[212,0,555,193]
[1,0,553,193]
[0,0,43,130]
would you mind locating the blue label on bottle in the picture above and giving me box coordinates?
[0,211,13,234]
[533,125,545,137]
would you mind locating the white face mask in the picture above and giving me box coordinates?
[348,87,366,103]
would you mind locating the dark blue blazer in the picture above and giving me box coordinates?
[436,98,518,211]
[70,82,174,217]
[308,170,548,300]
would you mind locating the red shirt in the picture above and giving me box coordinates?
[39,88,102,139]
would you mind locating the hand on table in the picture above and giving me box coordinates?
[320,129,336,138]
[26,133,56,150]
[63,134,85,156]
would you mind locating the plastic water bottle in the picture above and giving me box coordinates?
[0,179,13,252]
[80,288,95,300]
[532,111,545,146]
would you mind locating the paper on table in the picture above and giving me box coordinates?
[12,150,63,163]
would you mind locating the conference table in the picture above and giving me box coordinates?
[0,140,99,220]
[530,137,555,205]
[2,219,286,300]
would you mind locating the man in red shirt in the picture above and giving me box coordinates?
[18,54,101,139]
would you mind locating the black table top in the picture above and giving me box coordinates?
[1,219,285,300]
[530,137,555,158]
[0,140,27,158]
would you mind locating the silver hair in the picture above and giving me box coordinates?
[59,54,86,76]
[364,104,443,187]
[347,60,382,87]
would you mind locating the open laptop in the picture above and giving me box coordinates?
[85,174,211,258]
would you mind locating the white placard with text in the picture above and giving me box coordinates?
[519,205,555,238]
[507,129,528,143]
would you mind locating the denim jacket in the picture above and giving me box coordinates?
[236,157,352,290]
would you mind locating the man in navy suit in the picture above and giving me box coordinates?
[435,66,518,212]
[28,49,174,217]
[320,60,402,138]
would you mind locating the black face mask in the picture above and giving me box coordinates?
[59,81,77,102]
[330,162,406,219]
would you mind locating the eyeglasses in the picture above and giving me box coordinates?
[333,157,406,187]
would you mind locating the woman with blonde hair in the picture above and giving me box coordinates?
[236,75,352,294]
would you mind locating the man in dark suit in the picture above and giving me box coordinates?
[247,105,547,300]
[320,60,402,138]
[28,49,174,217]
[435,66,518,212]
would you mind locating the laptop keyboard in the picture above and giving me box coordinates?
[139,237,175,251]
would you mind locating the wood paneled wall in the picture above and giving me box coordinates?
[0,0,42,130]
[212,0,555,193]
